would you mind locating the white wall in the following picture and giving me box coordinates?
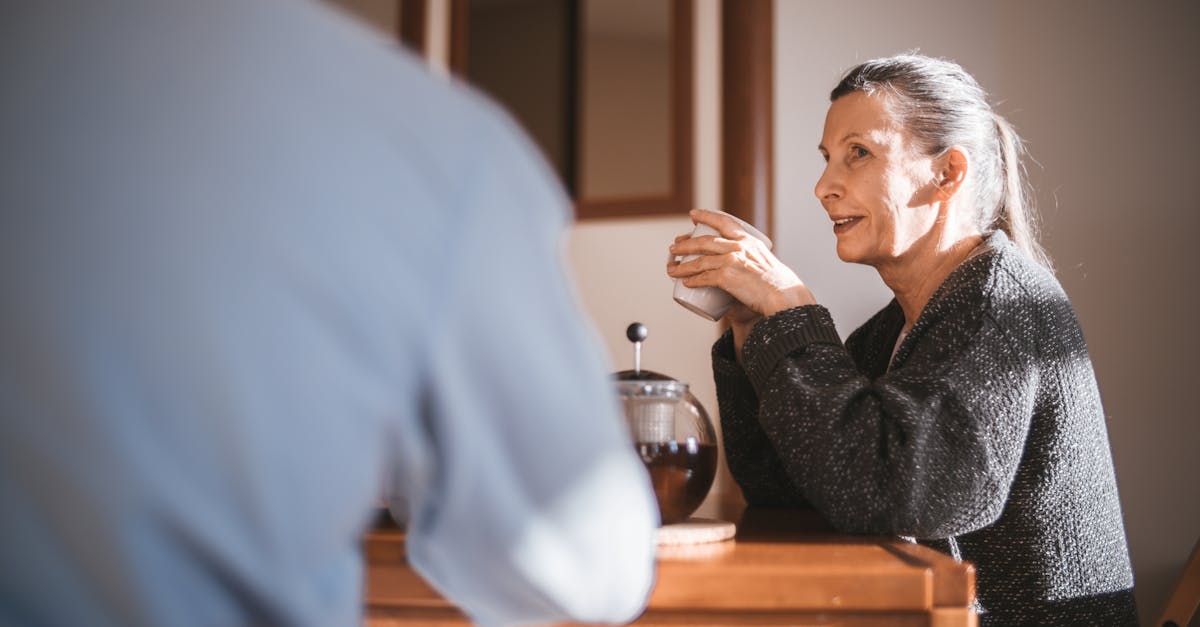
[776,1,1200,623]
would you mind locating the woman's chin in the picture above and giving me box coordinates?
[835,243,866,265]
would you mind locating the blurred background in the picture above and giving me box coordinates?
[328,1,1198,623]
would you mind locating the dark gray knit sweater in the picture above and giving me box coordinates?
[714,232,1137,626]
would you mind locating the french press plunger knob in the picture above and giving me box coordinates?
[626,322,648,375]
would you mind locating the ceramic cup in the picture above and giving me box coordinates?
[672,211,772,321]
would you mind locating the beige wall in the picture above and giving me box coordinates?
[775,1,1200,623]
[580,33,671,198]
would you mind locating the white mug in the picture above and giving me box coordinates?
[672,211,772,321]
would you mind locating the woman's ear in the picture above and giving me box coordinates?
[934,147,969,200]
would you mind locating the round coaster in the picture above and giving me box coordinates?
[656,518,736,546]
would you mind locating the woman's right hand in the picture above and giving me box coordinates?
[723,302,763,364]
[666,209,816,358]
[667,210,814,319]
[665,231,761,347]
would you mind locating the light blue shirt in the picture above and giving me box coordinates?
[0,1,658,625]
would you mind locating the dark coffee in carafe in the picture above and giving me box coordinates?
[637,441,717,524]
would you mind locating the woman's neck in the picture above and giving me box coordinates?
[877,231,984,329]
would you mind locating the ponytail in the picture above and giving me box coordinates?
[992,113,1053,270]
[832,54,1054,271]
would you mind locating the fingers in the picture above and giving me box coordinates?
[690,209,748,240]
[678,265,737,291]
[668,234,740,259]
[667,251,732,281]
[667,213,748,281]
[670,264,717,287]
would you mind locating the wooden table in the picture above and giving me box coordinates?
[364,498,976,626]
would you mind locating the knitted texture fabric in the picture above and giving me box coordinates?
[713,232,1137,626]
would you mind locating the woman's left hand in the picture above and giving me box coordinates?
[667,209,816,318]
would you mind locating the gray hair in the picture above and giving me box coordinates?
[831,54,1052,269]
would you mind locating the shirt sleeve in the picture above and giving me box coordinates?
[386,106,658,626]
[729,303,1038,540]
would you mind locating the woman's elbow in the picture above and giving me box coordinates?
[890,486,1008,539]
[818,483,1007,539]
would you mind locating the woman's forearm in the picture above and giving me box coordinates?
[731,319,757,363]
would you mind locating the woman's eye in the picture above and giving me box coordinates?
[850,145,870,159]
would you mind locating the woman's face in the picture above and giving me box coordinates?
[814,91,942,268]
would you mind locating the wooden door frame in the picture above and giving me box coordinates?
[722,0,773,239]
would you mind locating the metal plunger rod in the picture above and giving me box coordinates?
[626,322,648,375]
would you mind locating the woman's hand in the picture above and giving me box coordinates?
[667,209,815,318]
[666,209,817,357]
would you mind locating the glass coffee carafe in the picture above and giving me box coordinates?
[615,324,718,525]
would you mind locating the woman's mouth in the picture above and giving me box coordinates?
[832,216,863,235]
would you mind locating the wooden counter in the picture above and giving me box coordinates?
[364,499,976,626]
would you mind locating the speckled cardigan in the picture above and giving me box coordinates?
[713,232,1138,626]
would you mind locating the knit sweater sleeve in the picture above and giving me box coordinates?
[712,330,810,507]
[732,297,1038,540]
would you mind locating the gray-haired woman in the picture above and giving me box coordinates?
[667,54,1137,625]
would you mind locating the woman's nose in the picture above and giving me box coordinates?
[814,165,842,203]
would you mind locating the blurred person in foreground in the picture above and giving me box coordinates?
[668,54,1136,625]
[0,1,657,625]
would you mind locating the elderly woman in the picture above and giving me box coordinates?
[667,54,1137,625]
